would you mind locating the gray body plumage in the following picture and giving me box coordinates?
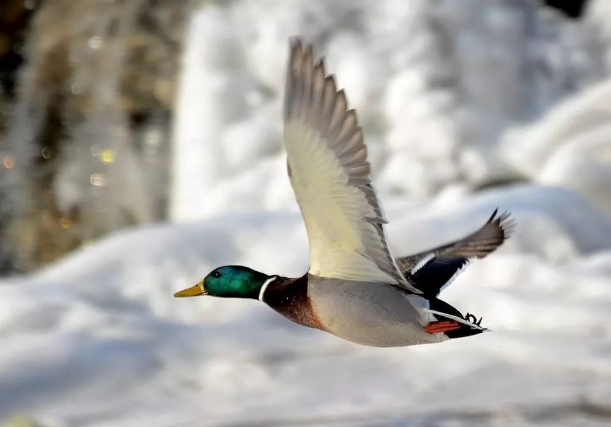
[307,276,447,347]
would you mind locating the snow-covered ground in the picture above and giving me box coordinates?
[3,0,611,426]
[2,186,611,427]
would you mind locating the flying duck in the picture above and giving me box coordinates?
[174,38,513,347]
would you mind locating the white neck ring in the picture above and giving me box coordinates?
[258,276,278,302]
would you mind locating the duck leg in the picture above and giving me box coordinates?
[425,297,486,339]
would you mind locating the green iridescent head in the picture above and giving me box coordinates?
[174,266,270,300]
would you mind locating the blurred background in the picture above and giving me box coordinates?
[1,0,611,426]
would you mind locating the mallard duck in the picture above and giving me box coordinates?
[175,38,514,347]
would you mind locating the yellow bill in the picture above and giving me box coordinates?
[174,280,207,298]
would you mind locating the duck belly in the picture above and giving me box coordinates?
[307,277,447,347]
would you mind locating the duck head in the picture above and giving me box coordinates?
[174,265,271,300]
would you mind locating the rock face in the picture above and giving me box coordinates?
[0,0,191,273]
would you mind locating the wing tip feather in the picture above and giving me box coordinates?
[488,207,517,243]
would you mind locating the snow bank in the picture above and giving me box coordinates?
[2,185,611,426]
[501,78,611,218]
[171,0,608,221]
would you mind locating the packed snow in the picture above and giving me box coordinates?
[2,0,611,426]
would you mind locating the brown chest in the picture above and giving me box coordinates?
[260,275,324,330]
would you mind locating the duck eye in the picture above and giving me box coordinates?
[211,271,221,278]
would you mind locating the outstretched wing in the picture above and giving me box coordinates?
[397,209,514,296]
[283,39,417,292]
